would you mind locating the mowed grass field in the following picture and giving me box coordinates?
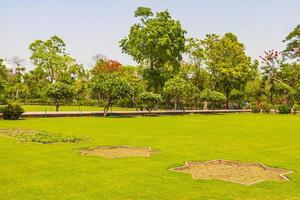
[0,114,300,200]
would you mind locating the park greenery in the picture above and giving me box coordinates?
[0,7,300,117]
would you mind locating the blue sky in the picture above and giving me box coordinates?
[1,0,299,68]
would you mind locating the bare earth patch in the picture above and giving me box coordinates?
[171,160,293,185]
[80,146,156,159]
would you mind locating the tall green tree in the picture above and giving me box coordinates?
[260,50,283,103]
[0,59,8,100]
[202,33,256,108]
[283,24,300,60]
[120,7,186,92]
[29,35,79,83]
[23,67,49,99]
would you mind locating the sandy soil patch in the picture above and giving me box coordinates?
[171,160,293,185]
[80,146,156,158]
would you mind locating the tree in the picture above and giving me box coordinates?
[260,50,283,104]
[91,58,122,75]
[202,33,256,108]
[139,92,161,112]
[120,7,186,92]
[6,57,26,100]
[46,82,74,111]
[179,63,210,91]
[0,59,8,101]
[89,73,132,117]
[22,66,49,99]
[199,89,226,110]
[29,35,79,83]
[283,24,300,60]
[163,76,195,110]
[245,77,263,106]
[229,89,244,109]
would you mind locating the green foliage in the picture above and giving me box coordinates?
[20,132,82,144]
[163,76,197,109]
[139,92,161,112]
[29,35,80,83]
[120,7,186,92]
[250,103,261,113]
[202,33,256,105]
[89,73,133,116]
[292,104,300,114]
[209,91,226,109]
[3,130,82,144]
[46,82,74,111]
[260,102,272,113]
[277,105,291,114]
[134,7,153,18]
[0,58,8,97]
[283,24,300,59]
[199,89,226,110]
[0,103,24,120]
[179,63,210,91]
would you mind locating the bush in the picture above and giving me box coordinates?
[292,104,300,113]
[0,103,24,120]
[139,92,161,112]
[260,102,272,113]
[277,105,291,114]
[251,104,260,113]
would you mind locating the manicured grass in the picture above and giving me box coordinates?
[21,105,136,112]
[0,114,300,199]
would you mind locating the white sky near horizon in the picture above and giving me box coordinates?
[0,0,299,69]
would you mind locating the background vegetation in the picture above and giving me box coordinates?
[0,7,299,115]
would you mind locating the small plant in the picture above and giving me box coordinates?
[277,105,291,114]
[251,104,260,113]
[0,103,24,120]
[260,102,272,113]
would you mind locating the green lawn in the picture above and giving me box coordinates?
[21,105,136,112]
[0,114,299,199]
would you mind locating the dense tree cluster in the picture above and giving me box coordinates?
[1,7,299,115]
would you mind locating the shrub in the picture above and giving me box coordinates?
[251,104,260,113]
[260,102,272,113]
[139,92,161,112]
[0,103,24,120]
[292,104,300,113]
[277,105,291,114]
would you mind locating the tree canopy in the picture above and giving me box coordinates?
[120,7,186,92]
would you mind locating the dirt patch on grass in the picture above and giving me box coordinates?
[80,146,156,159]
[171,160,293,185]
[0,128,82,144]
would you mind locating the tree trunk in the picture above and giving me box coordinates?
[226,92,229,109]
[55,104,59,112]
[174,98,178,110]
[103,100,112,117]
[103,106,109,117]
[203,101,208,110]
